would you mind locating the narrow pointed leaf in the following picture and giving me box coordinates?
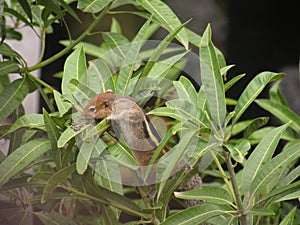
[78,0,111,13]
[53,90,71,117]
[94,159,123,195]
[276,190,300,202]
[256,99,300,133]
[250,141,300,201]
[77,137,103,175]
[62,47,87,98]
[233,72,284,123]
[0,138,51,187]
[175,186,232,206]
[174,76,197,105]
[0,61,19,76]
[5,114,45,135]
[200,24,226,131]
[57,125,90,148]
[18,0,32,21]
[115,19,151,95]
[156,131,197,198]
[43,109,62,169]
[102,32,129,59]
[0,79,29,122]
[161,204,231,225]
[137,0,189,49]
[278,206,296,225]
[147,51,188,78]
[41,164,76,203]
[269,81,288,106]
[86,59,114,93]
[242,124,289,194]
[35,211,77,225]
[141,20,189,78]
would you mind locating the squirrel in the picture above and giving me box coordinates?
[82,90,202,206]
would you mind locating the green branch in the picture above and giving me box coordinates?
[20,4,110,73]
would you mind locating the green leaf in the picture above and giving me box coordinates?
[140,20,189,79]
[86,59,114,93]
[137,0,188,49]
[57,124,90,148]
[94,158,123,196]
[242,124,289,195]
[76,137,106,175]
[200,24,226,133]
[280,165,300,186]
[225,143,245,164]
[247,207,275,216]
[243,116,269,138]
[0,61,19,76]
[5,114,45,135]
[41,164,76,203]
[62,47,87,99]
[35,211,77,225]
[18,0,32,21]
[224,73,246,92]
[115,18,151,95]
[102,32,130,60]
[0,42,21,58]
[276,190,300,202]
[156,131,197,198]
[80,176,144,217]
[256,99,300,133]
[161,204,231,225]
[233,72,284,123]
[0,79,29,123]
[173,76,197,105]
[53,90,72,117]
[175,186,233,206]
[0,138,51,188]
[278,206,296,225]
[269,80,288,106]
[69,79,97,107]
[43,109,62,169]
[57,0,81,23]
[147,51,188,78]
[78,0,112,13]
[110,17,122,33]
[249,141,300,202]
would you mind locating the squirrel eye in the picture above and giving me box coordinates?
[88,106,95,112]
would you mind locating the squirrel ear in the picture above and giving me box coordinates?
[106,89,113,94]
[103,99,111,109]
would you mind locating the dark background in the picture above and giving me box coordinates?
[41,0,300,120]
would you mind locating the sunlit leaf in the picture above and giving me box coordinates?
[137,0,189,49]
[233,72,284,123]
[78,0,111,13]
[115,18,151,95]
[250,141,300,202]
[175,186,233,206]
[161,204,232,225]
[62,47,87,99]
[242,124,289,195]
[5,114,45,135]
[200,24,226,134]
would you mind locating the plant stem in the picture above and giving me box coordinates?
[223,150,247,225]
[210,150,237,207]
[21,4,110,73]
